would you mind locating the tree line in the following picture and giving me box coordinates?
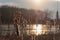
[0,5,52,24]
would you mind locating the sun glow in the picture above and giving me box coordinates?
[33,0,42,5]
[27,0,48,10]
[34,0,41,3]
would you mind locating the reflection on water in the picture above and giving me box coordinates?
[0,25,15,36]
[0,24,60,36]
[33,24,42,35]
[22,24,60,35]
[26,24,48,35]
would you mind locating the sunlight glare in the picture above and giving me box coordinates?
[33,24,42,35]
[33,0,42,5]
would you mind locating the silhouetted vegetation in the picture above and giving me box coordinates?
[0,5,52,24]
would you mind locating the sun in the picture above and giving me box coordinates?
[27,0,46,10]
[33,0,42,4]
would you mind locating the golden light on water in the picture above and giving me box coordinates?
[29,24,49,35]
[32,24,42,35]
[19,24,60,36]
[25,24,48,35]
[18,24,50,36]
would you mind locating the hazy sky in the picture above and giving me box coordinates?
[0,0,60,19]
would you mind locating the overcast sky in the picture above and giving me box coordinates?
[0,0,60,19]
